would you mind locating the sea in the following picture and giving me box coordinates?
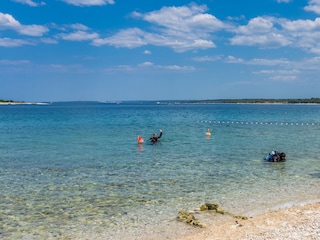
[1,102,320,240]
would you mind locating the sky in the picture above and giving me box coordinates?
[1,0,320,102]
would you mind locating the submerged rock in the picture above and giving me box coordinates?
[199,203,248,219]
[200,203,224,213]
[178,203,248,228]
[177,210,206,228]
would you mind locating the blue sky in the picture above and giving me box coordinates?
[1,0,320,101]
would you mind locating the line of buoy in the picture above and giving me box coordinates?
[198,120,320,126]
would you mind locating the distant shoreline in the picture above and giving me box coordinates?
[99,98,320,105]
[1,98,319,105]
[159,97,320,105]
[0,99,26,104]
[0,101,49,105]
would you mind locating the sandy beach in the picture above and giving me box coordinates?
[0,100,30,104]
[72,200,320,240]
[178,201,320,240]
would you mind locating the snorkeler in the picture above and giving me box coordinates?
[149,129,162,143]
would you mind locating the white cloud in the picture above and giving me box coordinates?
[224,55,320,83]
[49,3,320,55]
[247,58,291,66]
[280,17,320,31]
[137,4,223,51]
[41,38,58,44]
[17,24,49,36]
[103,65,134,72]
[93,28,147,48]
[309,46,320,54]
[12,0,46,7]
[160,65,195,71]
[254,69,299,75]
[236,17,274,34]
[138,61,153,67]
[0,37,33,47]
[225,56,244,63]
[229,15,320,53]
[302,56,320,69]
[5,2,320,57]
[62,0,114,6]
[270,75,298,82]
[0,59,30,64]
[60,30,99,41]
[304,0,320,14]
[137,61,195,71]
[192,55,221,62]
[92,3,318,53]
[70,24,90,31]
[47,64,91,74]
[230,57,301,82]
[0,12,20,28]
[108,3,320,53]
[276,0,291,3]
[293,31,320,51]
[143,50,151,54]
[0,12,48,36]
[230,17,292,48]
[55,24,99,42]
[231,32,291,48]
[97,4,223,52]
[276,17,320,53]
[238,56,320,73]
[141,4,224,33]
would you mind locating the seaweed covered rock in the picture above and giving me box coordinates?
[200,203,224,214]
[178,203,248,228]
[232,215,248,220]
[177,210,206,228]
[199,203,248,219]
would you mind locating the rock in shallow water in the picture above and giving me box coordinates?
[177,210,206,228]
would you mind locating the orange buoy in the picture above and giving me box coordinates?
[206,128,211,136]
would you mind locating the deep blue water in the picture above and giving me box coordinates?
[1,102,320,239]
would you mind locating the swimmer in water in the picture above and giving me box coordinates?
[149,129,162,143]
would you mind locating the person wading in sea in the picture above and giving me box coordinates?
[149,129,162,143]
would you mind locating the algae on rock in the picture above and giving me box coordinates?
[177,210,206,228]
[177,203,248,228]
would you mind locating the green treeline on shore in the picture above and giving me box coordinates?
[0,99,15,103]
[174,98,320,104]
[0,99,25,103]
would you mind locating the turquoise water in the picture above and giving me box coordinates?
[1,102,320,239]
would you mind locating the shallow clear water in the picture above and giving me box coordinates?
[1,102,320,239]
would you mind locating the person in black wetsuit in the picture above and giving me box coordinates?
[149,129,162,143]
[265,151,286,162]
